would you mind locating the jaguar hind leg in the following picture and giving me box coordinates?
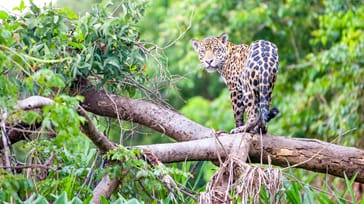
[230,107,279,134]
[253,107,280,134]
[230,117,260,134]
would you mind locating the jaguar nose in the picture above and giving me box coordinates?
[205,59,213,65]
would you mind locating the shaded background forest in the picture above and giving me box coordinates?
[0,0,363,203]
[57,0,364,145]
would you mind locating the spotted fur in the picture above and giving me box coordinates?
[191,33,279,134]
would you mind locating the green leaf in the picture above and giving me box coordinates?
[13,0,26,12]
[68,41,83,49]
[48,75,65,88]
[70,197,83,204]
[343,172,358,202]
[100,196,109,204]
[53,192,67,204]
[124,199,143,204]
[23,111,42,124]
[0,29,11,40]
[126,86,136,97]
[104,57,121,69]
[302,185,315,204]
[29,0,40,14]
[0,10,8,20]
[63,7,78,19]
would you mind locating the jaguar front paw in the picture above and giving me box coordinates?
[231,119,260,134]
[230,125,248,134]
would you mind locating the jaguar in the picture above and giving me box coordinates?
[191,33,279,134]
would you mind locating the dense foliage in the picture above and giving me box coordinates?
[139,0,363,144]
[0,0,363,203]
[0,0,170,202]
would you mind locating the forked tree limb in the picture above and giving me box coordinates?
[79,88,364,183]
[5,91,364,183]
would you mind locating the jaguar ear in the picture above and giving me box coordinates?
[191,40,200,51]
[218,33,229,44]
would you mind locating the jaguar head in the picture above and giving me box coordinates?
[191,33,229,73]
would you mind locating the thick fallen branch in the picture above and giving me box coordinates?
[78,89,364,183]
[139,134,364,183]
[136,133,251,162]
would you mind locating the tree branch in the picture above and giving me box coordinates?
[79,88,214,142]
[137,133,251,162]
[78,106,116,153]
[138,134,364,183]
[15,96,53,110]
[78,88,364,183]
[90,173,120,204]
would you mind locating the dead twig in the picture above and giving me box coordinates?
[0,163,56,171]
[1,112,12,171]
